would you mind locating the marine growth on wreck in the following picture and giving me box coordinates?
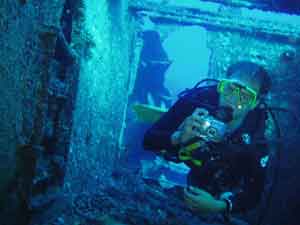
[0,0,300,225]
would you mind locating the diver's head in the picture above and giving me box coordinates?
[218,61,271,119]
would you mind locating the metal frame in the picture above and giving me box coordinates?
[129,0,300,42]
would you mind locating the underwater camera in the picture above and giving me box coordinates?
[196,108,228,142]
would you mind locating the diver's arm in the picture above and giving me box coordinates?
[184,186,227,214]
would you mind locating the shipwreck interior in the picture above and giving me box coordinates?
[0,0,300,225]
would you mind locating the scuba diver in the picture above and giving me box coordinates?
[143,61,272,221]
[131,16,172,108]
[126,16,172,169]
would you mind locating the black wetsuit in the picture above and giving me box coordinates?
[143,85,269,213]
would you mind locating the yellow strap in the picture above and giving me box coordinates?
[160,141,205,167]
[178,141,205,167]
[192,159,203,166]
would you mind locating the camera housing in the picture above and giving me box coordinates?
[198,114,228,142]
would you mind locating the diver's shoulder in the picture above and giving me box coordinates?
[179,84,218,99]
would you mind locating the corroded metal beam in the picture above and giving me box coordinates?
[129,0,300,42]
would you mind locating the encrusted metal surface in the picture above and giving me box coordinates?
[129,0,300,41]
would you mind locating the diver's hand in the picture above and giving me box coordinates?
[184,186,227,214]
[171,108,208,145]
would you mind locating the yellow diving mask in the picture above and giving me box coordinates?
[217,79,258,108]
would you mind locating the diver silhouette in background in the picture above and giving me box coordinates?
[125,17,173,168]
[130,17,172,109]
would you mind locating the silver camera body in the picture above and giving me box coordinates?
[197,110,228,142]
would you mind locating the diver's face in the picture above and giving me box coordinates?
[219,75,260,119]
